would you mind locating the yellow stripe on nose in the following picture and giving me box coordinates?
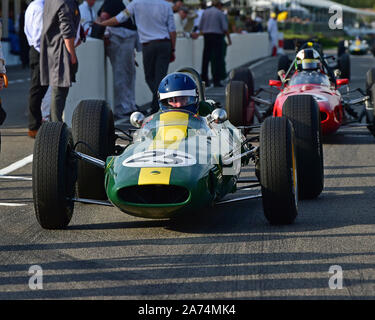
[138,167,172,185]
[138,112,189,185]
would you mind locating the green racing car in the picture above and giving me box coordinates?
[32,68,300,229]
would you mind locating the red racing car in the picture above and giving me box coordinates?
[269,47,374,136]
[224,45,374,201]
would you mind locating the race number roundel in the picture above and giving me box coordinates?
[122,149,196,167]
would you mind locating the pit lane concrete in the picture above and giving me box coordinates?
[0,52,375,299]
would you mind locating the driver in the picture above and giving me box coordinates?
[296,48,322,72]
[296,47,336,85]
[158,72,199,115]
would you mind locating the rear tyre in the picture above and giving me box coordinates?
[225,80,248,126]
[72,100,115,200]
[228,68,255,126]
[337,40,346,57]
[367,83,375,135]
[366,67,375,94]
[32,122,76,229]
[229,67,254,98]
[260,117,298,225]
[277,54,291,74]
[338,53,351,80]
[282,95,324,199]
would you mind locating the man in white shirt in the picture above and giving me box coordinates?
[24,0,48,138]
[98,0,141,124]
[99,0,176,115]
[79,0,96,35]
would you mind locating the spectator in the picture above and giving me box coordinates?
[0,21,5,80]
[192,1,206,34]
[235,15,247,33]
[166,0,184,13]
[40,0,81,123]
[0,21,7,126]
[0,22,5,82]
[18,3,30,69]
[254,16,264,32]
[24,0,49,138]
[98,0,141,124]
[174,6,189,36]
[199,0,231,87]
[79,0,96,35]
[267,12,278,56]
[99,0,176,115]
[8,10,20,55]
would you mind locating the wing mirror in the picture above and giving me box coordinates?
[130,111,145,128]
[334,69,341,78]
[211,108,227,124]
[277,70,286,80]
[269,79,282,87]
[336,78,349,87]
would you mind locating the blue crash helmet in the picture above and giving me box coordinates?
[158,72,199,114]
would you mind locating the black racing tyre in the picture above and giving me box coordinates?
[282,95,324,199]
[32,122,76,229]
[368,84,375,135]
[72,100,115,200]
[277,54,291,74]
[177,67,205,102]
[337,40,346,57]
[366,67,375,94]
[229,67,254,98]
[225,80,248,126]
[260,117,298,225]
[338,53,351,80]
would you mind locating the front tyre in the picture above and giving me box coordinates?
[282,95,324,199]
[338,53,351,80]
[72,100,115,200]
[260,117,298,225]
[32,122,76,229]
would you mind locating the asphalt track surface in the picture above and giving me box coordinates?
[0,51,375,300]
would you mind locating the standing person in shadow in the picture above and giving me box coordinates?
[40,0,81,123]
[199,0,231,87]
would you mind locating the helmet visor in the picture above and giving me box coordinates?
[161,96,197,109]
[302,59,318,70]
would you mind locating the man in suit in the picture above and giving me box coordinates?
[40,0,81,123]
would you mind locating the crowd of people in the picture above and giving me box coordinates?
[0,0,276,137]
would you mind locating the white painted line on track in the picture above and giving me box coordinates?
[0,176,32,181]
[0,202,27,207]
[8,78,30,85]
[0,154,33,176]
